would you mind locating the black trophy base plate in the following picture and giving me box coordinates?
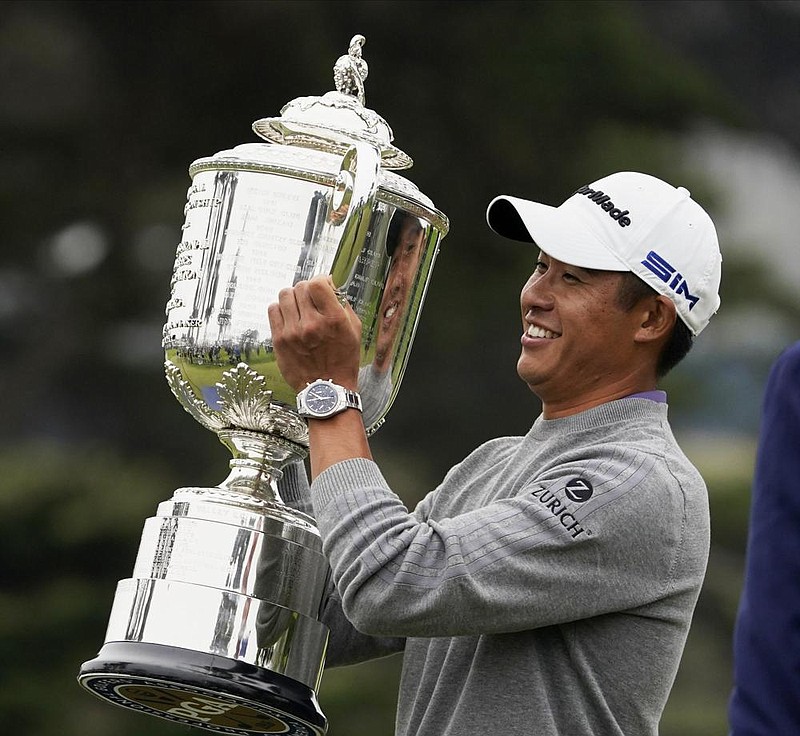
[78,641,327,736]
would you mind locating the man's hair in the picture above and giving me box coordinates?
[615,272,693,378]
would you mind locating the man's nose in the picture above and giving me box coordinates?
[521,274,555,311]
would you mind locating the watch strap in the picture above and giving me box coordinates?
[340,387,363,412]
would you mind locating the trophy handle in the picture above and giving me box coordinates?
[327,140,381,292]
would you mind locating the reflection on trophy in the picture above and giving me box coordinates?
[77,35,449,736]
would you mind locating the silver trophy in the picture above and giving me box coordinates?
[78,35,448,736]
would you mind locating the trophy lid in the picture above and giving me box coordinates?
[252,35,414,170]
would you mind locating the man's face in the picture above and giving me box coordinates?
[374,216,425,369]
[517,251,645,414]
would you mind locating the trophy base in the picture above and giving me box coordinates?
[78,641,327,736]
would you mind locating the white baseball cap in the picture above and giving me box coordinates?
[486,171,722,335]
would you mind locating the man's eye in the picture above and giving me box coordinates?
[563,271,581,283]
[534,260,547,272]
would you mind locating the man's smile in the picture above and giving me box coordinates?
[525,324,561,340]
[383,301,400,322]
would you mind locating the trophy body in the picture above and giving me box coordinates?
[78,36,448,735]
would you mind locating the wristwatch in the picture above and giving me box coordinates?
[296,379,363,419]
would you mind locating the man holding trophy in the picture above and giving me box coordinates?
[77,35,720,736]
[269,170,722,736]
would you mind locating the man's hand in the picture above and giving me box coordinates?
[268,275,372,479]
[268,275,362,392]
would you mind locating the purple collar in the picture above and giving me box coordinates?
[624,390,667,403]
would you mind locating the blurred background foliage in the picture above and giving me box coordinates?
[2,1,800,734]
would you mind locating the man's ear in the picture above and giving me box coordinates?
[634,295,677,344]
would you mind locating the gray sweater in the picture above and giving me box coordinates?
[281,398,710,736]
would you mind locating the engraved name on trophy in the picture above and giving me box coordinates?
[78,35,449,736]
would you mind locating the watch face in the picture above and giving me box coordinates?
[305,383,339,415]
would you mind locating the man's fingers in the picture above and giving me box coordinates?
[293,280,320,321]
[270,276,360,348]
[267,301,284,332]
[306,275,345,315]
[276,284,302,326]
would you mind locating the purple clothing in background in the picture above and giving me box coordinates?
[729,341,800,734]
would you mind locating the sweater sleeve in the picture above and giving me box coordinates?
[277,459,406,666]
[277,460,315,516]
[729,341,800,733]
[310,446,702,638]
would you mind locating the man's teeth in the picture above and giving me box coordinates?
[384,305,397,319]
[527,324,558,339]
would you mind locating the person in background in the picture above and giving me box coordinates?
[729,340,800,735]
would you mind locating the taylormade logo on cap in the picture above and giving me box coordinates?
[485,171,722,335]
[574,185,632,227]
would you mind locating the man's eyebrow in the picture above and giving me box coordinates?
[536,252,620,278]
[556,262,599,276]
[575,265,629,278]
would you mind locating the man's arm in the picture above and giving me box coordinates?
[307,450,694,639]
[276,459,405,666]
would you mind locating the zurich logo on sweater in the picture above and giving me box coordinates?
[564,478,594,503]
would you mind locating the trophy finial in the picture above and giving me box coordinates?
[253,32,414,169]
[333,34,368,105]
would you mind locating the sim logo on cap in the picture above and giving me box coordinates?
[641,251,700,310]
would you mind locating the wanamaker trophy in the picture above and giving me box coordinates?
[78,35,449,736]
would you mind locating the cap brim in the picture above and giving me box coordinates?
[486,195,629,271]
